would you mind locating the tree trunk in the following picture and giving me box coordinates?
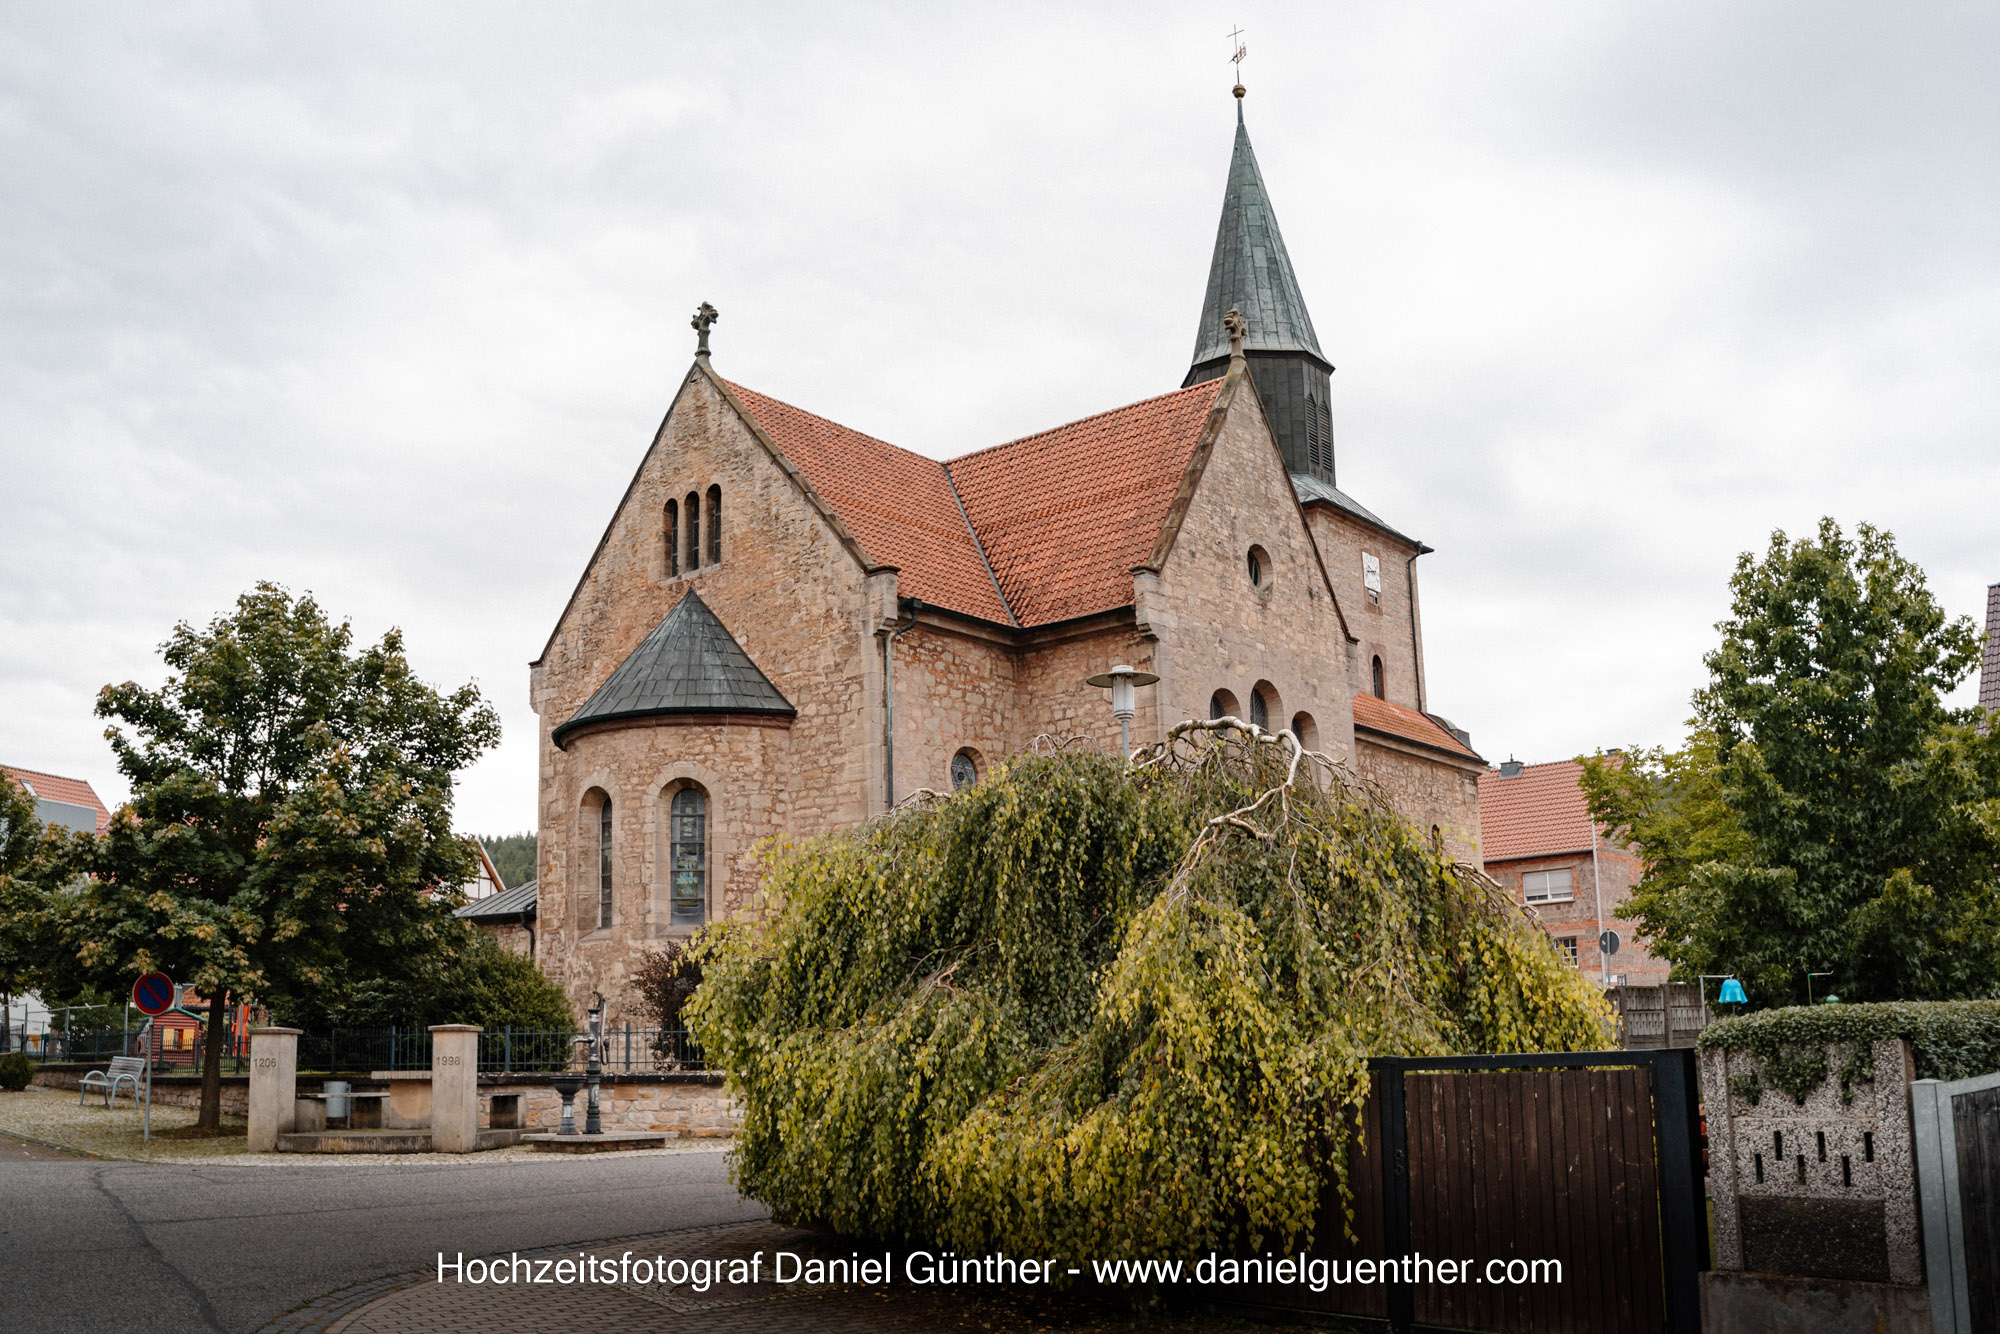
[197,990,228,1131]
[1,991,10,1052]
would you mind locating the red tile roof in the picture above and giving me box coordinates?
[1352,692,1478,759]
[948,382,1224,627]
[1478,759,1597,863]
[725,378,1224,630]
[2,765,111,832]
[726,381,1013,625]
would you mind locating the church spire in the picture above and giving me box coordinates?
[1183,91,1338,484]
[1186,98,1325,373]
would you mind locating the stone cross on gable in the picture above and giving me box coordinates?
[692,302,719,359]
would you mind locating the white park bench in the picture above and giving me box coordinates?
[78,1055,145,1108]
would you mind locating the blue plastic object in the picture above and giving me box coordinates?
[1718,977,1748,1005]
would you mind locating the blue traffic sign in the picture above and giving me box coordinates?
[132,972,175,1017]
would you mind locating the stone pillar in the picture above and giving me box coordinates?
[429,1024,482,1153]
[247,1027,301,1153]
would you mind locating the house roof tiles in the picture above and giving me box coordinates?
[1477,759,1598,863]
[1351,693,1479,760]
[947,382,1224,628]
[726,377,1225,630]
[2,765,111,832]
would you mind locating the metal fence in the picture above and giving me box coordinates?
[20,1022,711,1076]
[290,1026,709,1075]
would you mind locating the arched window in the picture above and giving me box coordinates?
[684,492,701,571]
[669,787,707,926]
[1290,712,1318,751]
[705,485,721,565]
[1250,686,1269,730]
[663,499,680,577]
[1372,656,1386,700]
[1209,689,1240,721]
[597,796,614,930]
[950,749,980,791]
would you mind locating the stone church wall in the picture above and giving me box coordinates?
[1306,508,1425,713]
[531,369,883,1023]
[1150,379,1359,765]
[1355,736,1483,864]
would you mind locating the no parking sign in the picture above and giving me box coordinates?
[132,972,174,1017]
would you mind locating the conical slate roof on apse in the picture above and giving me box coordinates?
[552,590,794,748]
[1188,103,1327,371]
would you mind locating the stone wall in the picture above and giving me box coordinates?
[1355,736,1484,865]
[491,1076,739,1138]
[531,368,884,1022]
[1700,1038,1923,1287]
[1148,377,1359,766]
[1305,505,1425,714]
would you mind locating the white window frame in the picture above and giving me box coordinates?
[1554,936,1580,967]
[1523,867,1574,903]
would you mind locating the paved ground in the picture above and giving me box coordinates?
[0,1139,760,1334]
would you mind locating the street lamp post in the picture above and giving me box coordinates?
[1083,665,1161,760]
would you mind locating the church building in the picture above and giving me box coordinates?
[529,92,1486,1017]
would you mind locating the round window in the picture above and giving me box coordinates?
[950,751,979,790]
[1246,544,1272,591]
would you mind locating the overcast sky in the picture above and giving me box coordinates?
[4,2,1996,838]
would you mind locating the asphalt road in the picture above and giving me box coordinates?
[0,1147,764,1334]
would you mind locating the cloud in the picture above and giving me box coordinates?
[2,1,1995,831]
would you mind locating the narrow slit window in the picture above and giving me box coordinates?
[1754,1153,1764,1184]
[597,798,613,930]
[1817,1131,1826,1162]
[664,499,680,577]
[1371,655,1385,699]
[685,492,701,571]
[705,484,721,565]
[1841,1155,1852,1187]
[1863,1131,1874,1162]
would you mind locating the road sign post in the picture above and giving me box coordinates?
[131,973,173,1140]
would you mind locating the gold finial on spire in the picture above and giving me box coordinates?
[1229,25,1247,99]
[691,301,719,359]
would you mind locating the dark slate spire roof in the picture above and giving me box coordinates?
[552,590,794,748]
[1188,104,1326,370]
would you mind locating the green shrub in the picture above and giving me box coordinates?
[1701,999,2000,1104]
[0,1050,35,1091]
[690,726,1610,1263]
[277,930,574,1033]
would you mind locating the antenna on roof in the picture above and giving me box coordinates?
[1228,25,1247,100]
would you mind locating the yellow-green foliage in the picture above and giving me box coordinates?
[689,725,1609,1262]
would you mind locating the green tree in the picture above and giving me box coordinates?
[0,776,69,1051]
[1584,520,2000,1006]
[278,931,572,1033]
[691,728,1607,1261]
[476,832,537,890]
[1577,732,1752,981]
[62,583,500,1128]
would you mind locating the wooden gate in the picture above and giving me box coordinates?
[1914,1069,2000,1334]
[1242,1050,1706,1334]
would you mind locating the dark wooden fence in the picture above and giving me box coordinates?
[1914,1069,2000,1334]
[1242,1050,1706,1334]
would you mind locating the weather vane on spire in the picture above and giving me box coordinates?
[1229,25,1247,99]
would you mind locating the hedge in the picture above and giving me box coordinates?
[1700,999,2000,1104]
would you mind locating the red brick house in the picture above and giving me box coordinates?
[1478,758,1668,987]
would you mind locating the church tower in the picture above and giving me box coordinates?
[1182,91,1337,486]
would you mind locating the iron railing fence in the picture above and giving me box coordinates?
[478,1026,709,1075]
[284,1026,711,1076]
